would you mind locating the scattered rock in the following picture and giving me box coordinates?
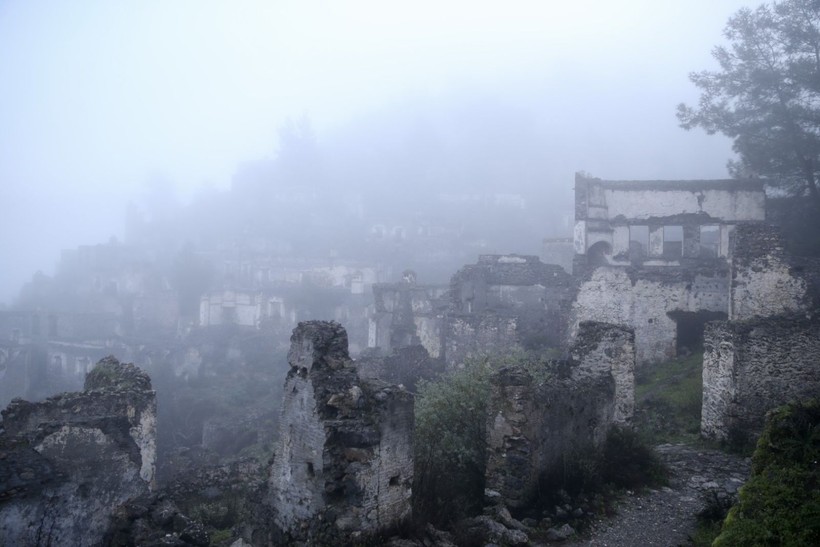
[546,523,576,541]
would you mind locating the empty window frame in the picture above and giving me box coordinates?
[663,226,684,257]
[699,225,720,257]
[629,225,649,256]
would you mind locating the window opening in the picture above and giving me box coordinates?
[629,225,649,256]
[663,226,684,257]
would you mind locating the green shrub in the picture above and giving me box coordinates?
[601,426,667,489]
[713,399,820,546]
[413,358,493,525]
[633,353,703,443]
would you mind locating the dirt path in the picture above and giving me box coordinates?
[565,444,750,547]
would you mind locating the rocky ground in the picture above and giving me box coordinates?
[566,443,750,546]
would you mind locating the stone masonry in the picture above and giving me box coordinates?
[268,321,414,542]
[701,313,820,442]
[446,254,574,368]
[485,321,635,509]
[571,173,766,365]
[0,356,156,546]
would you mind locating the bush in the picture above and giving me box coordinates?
[601,427,668,489]
[713,399,820,546]
[413,358,493,525]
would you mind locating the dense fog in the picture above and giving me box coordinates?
[0,0,749,305]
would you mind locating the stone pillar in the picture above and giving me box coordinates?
[570,321,635,424]
[268,321,414,541]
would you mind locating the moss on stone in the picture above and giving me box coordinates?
[713,399,820,546]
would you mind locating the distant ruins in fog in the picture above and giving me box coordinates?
[0,172,818,543]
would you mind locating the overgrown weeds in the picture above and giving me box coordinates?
[634,352,704,444]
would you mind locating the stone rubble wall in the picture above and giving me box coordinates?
[0,356,156,547]
[571,266,728,364]
[729,224,815,320]
[268,321,414,541]
[570,321,636,424]
[444,313,519,370]
[485,321,634,509]
[701,313,820,442]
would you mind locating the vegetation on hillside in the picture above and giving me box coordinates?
[713,399,820,546]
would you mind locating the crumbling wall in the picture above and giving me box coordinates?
[485,322,634,509]
[444,255,574,368]
[571,265,729,363]
[569,321,636,423]
[573,174,766,266]
[268,321,413,542]
[0,356,156,546]
[444,313,519,369]
[368,275,448,358]
[729,224,817,320]
[701,313,820,442]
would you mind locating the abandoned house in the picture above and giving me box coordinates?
[571,173,766,364]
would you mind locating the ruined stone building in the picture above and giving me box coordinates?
[485,321,635,509]
[571,173,766,364]
[268,321,414,542]
[446,254,574,368]
[368,270,449,359]
[701,224,820,442]
[0,357,157,546]
[367,256,574,375]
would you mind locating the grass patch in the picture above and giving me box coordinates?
[634,352,704,444]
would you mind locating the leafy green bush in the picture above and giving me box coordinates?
[413,358,493,525]
[713,399,820,546]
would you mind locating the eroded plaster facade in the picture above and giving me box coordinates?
[571,174,766,364]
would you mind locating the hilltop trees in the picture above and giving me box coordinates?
[677,0,820,210]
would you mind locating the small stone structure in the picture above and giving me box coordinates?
[485,321,635,509]
[368,271,449,359]
[446,254,574,368]
[268,321,414,541]
[0,356,156,546]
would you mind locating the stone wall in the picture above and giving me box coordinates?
[574,174,765,267]
[701,313,820,442]
[268,321,414,542]
[485,322,635,509]
[569,321,636,424]
[445,255,574,368]
[444,313,519,370]
[571,265,729,364]
[0,356,156,546]
[368,275,448,358]
[729,224,819,320]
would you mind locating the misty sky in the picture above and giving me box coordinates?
[0,0,753,305]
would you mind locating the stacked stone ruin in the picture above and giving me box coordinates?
[267,321,414,542]
[0,356,156,546]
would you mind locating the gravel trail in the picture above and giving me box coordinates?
[565,444,750,547]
